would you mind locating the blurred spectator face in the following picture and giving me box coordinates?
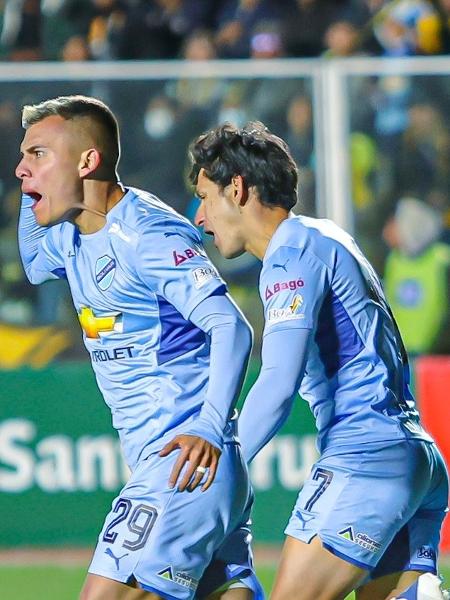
[155,0,182,10]
[144,96,177,140]
[183,31,217,60]
[92,0,117,9]
[287,96,312,134]
[61,36,91,61]
[240,0,261,9]
[250,21,283,58]
[408,104,439,137]
[382,215,400,249]
[250,30,283,58]
[324,21,358,56]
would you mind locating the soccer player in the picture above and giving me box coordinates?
[16,95,264,600]
[189,121,449,600]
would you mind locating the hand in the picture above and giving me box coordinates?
[159,435,221,492]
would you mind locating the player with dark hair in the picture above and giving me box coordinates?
[189,121,449,600]
[16,96,264,600]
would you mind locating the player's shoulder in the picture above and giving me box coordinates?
[119,187,200,241]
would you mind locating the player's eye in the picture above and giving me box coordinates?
[35,150,44,158]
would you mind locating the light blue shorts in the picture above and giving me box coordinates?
[285,439,448,577]
[88,441,263,599]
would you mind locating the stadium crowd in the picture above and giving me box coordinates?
[0,0,448,364]
[1,0,450,61]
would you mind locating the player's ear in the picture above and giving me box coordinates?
[78,148,101,178]
[231,175,248,207]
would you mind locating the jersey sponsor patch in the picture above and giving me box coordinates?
[78,306,122,338]
[95,255,116,290]
[191,266,219,289]
[265,278,304,300]
[173,247,202,266]
[267,294,304,324]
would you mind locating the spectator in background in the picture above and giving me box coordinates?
[322,19,361,57]
[165,28,228,115]
[372,0,433,56]
[0,0,42,60]
[416,0,450,54]
[394,102,449,205]
[127,93,206,213]
[382,197,450,355]
[60,34,92,61]
[282,94,316,216]
[214,0,286,58]
[86,0,128,59]
[281,0,351,57]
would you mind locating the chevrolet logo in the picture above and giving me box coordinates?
[78,307,118,339]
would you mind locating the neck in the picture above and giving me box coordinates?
[244,201,289,260]
[74,180,125,234]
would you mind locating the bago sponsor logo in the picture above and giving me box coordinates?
[173,248,201,266]
[265,279,304,300]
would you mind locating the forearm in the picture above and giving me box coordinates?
[239,327,311,463]
[187,294,253,449]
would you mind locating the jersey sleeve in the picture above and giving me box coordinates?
[261,245,329,335]
[136,217,227,317]
[18,194,66,284]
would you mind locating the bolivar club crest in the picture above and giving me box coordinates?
[95,255,116,290]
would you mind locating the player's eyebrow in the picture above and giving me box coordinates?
[20,144,45,155]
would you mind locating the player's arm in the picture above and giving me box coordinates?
[239,326,310,463]
[160,292,253,491]
[239,243,328,462]
[18,194,65,284]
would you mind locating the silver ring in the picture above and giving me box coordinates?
[195,466,207,474]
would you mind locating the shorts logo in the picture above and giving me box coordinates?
[104,548,129,570]
[417,546,436,560]
[338,526,355,542]
[157,566,198,591]
[173,248,201,266]
[192,266,218,289]
[338,527,381,553]
[265,279,304,300]
[267,295,304,325]
[95,255,116,290]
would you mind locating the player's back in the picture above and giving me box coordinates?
[261,216,431,455]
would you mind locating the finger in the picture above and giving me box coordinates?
[168,448,189,489]
[159,438,178,457]
[201,458,218,492]
[177,459,199,492]
[187,466,208,492]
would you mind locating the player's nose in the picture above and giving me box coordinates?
[194,203,205,228]
[15,158,30,180]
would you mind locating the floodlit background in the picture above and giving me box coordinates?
[0,1,449,598]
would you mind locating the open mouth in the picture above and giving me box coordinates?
[27,192,43,208]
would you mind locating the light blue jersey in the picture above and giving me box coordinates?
[19,187,264,598]
[259,215,431,455]
[19,187,233,470]
[238,214,447,578]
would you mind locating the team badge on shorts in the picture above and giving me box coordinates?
[95,255,116,290]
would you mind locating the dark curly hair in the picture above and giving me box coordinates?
[188,121,298,211]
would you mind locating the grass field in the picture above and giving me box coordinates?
[1,563,449,599]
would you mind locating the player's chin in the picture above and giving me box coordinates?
[222,246,245,260]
